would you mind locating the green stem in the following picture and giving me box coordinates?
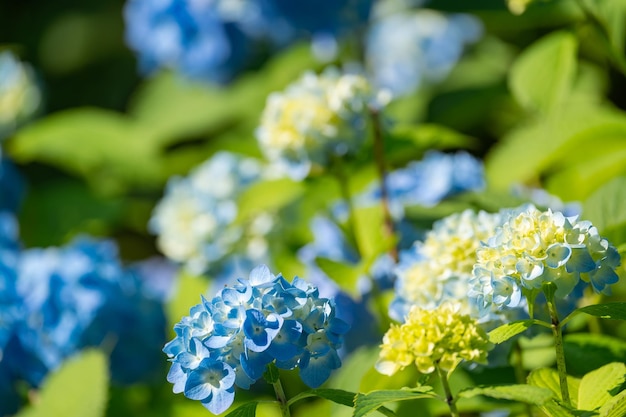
[272,378,291,417]
[370,108,397,262]
[547,299,571,406]
[436,364,460,417]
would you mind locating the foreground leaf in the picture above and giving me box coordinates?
[576,303,626,320]
[353,387,437,417]
[288,388,357,408]
[599,389,626,417]
[528,368,580,407]
[17,349,109,417]
[488,320,536,344]
[224,402,258,417]
[458,384,553,405]
[578,362,626,411]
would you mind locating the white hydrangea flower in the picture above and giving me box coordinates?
[256,68,383,179]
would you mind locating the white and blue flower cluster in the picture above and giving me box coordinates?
[365,8,483,97]
[359,150,485,219]
[389,209,506,322]
[257,68,383,180]
[0,218,170,415]
[150,151,269,275]
[0,51,41,140]
[469,205,621,319]
[163,265,349,414]
[123,0,372,82]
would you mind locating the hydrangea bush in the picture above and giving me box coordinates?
[2,1,626,417]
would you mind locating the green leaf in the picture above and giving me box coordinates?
[544,136,626,201]
[315,257,364,298]
[583,176,626,246]
[578,362,626,411]
[488,320,536,344]
[577,303,626,320]
[539,400,578,417]
[353,387,437,417]
[509,31,577,114]
[8,108,162,193]
[224,402,258,417]
[263,362,280,385]
[564,333,626,375]
[457,384,553,405]
[528,368,581,407]
[236,178,305,223]
[288,388,357,408]
[385,123,476,165]
[352,206,394,260]
[485,102,626,191]
[599,389,626,417]
[16,349,109,417]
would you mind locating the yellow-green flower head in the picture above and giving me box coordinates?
[470,204,621,317]
[390,209,503,321]
[377,302,491,376]
[256,67,382,180]
[0,51,41,139]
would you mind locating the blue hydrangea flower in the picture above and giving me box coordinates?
[0,212,20,359]
[2,237,169,388]
[124,0,270,83]
[0,51,41,140]
[358,150,485,219]
[365,9,482,97]
[0,156,26,214]
[124,0,374,82]
[150,151,269,275]
[469,205,622,319]
[164,265,349,414]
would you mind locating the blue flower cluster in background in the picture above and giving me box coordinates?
[359,150,485,219]
[123,0,373,82]
[163,265,349,414]
[365,8,483,96]
[0,214,171,416]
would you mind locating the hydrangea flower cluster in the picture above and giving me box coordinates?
[358,150,485,219]
[469,205,621,318]
[389,209,503,322]
[376,302,491,376]
[163,265,349,414]
[365,10,483,97]
[3,238,169,388]
[0,51,41,139]
[0,218,170,417]
[150,151,269,275]
[256,68,383,180]
[123,0,373,82]
[0,156,26,214]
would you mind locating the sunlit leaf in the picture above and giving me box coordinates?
[578,362,626,411]
[577,303,626,320]
[224,402,258,417]
[353,387,436,417]
[509,31,577,114]
[16,350,109,417]
[488,320,536,344]
[583,176,626,246]
[458,384,553,405]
